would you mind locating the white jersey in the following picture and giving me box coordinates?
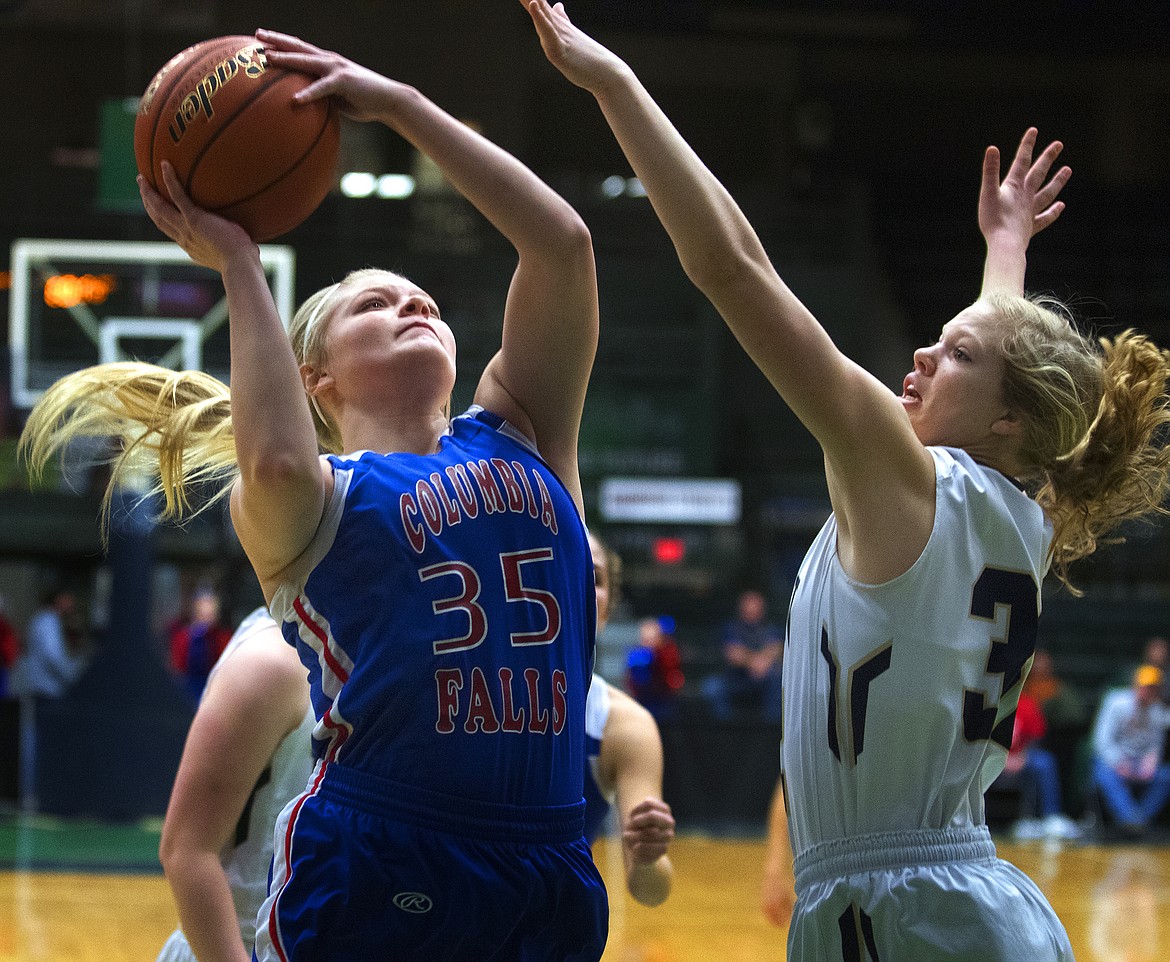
[156,608,316,962]
[583,675,615,841]
[585,674,613,795]
[781,446,1052,858]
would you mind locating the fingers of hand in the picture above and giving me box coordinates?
[1033,166,1071,212]
[159,160,182,193]
[255,29,320,55]
[627,817,675,837]
[624,803,675,831]
[624,811,676,849]
[137,179,184,237]
[139,166,181,217]
[1025,141,1063,191]
[981,146,1001,187]
[627,836,673,861]
[1033,201,1067,234]
[1013,127,1038,164]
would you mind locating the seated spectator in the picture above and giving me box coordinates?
[1139,636,1170,707]
[625,616,684,722]
[1091,664,1170,836]
[1023,648,1086,729]
[1111,636,1170,705]
[998,688,1080,841]
[700,589,782,722]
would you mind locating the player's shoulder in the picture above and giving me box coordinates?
[605,684,658,733]
[219,618,300,680]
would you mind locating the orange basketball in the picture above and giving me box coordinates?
[135,35,341,241]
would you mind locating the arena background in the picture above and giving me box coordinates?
[0,2,1169,958]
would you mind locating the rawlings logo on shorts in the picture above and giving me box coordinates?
[392,892,433,914]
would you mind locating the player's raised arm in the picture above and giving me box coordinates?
[979,127,1070,298]
[520,0,931,576]
[138,165,327,589]
[260,28,598,515]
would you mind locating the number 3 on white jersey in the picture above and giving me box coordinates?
[816,565,1038,764]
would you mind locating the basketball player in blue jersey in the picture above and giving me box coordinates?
[584,531,674,907]
[24,28,606,962]
[523,3,1170,960]
[157,609,315,962]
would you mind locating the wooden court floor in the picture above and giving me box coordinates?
[2,832,1169,961]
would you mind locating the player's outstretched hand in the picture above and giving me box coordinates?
[521,0,630,93]
[979,127,1071,247]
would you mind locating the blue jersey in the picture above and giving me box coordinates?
[269,406,597,813]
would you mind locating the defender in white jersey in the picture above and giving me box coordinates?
[522,5,1170,958]
[157,609,314,962]
[784,445,1049,853]
[781,446,1064,959]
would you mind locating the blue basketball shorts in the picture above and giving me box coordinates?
[254,765,609,962]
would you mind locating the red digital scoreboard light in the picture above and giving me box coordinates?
[652,536,686,565]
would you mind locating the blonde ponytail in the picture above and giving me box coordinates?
[990,294,1170,592]
[18,362,238,540]
[18,268,414,544]
[1038,330,1170,591]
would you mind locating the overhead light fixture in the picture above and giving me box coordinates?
[600,175,647,200]
[340,172,377,198]
[340,172,416,200]
[600,175,626,199]
[376,174,416,199]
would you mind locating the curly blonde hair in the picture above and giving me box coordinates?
[989,293,1170,592]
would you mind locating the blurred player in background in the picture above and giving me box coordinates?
[156,609,313,962]
[586,531,675,907]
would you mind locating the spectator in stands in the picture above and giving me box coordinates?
[1091,664,1170,836]
[1023,648,1086,730]
[1110,636,1170,703]
[10,585,88,813]
[11,586,87,700]
[168,584,234,703]
[0,595,18,700]
[625,616,684,722]
[700,589,783,722]
[1139,636,1170,706]
[999,688,1081,841]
